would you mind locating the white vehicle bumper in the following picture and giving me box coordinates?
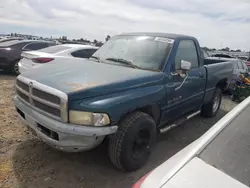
[18,61,31,74]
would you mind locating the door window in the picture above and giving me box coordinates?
[71,49,97,58]
[175,40,199,70]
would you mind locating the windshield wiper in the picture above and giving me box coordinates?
[105,57,139,69]
[90,56,100,62]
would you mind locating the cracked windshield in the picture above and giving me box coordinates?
[0,0,250,188]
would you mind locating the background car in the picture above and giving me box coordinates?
[201,49,210,58]
[232,59,249,80]
[246,57,250,69]
[211,53,233,58]
[133,96,250,188]
[237,56,249,61]
[0,37,23,43]
[0,40,55,74]
[18,44,99,74]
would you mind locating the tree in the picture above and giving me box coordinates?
[62,36,67,41]
[96,41,104,47]
[105,35,111,42]
[93,39,97,44]
[235,49,241,52]
[221,47,230,52]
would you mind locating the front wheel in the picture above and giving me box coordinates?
[201,88,222,118]
[12,60,20,75]
[108,111,157,172]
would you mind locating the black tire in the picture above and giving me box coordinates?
[11,60,20,75]
[201,88,222,118]
[108,111,157,172]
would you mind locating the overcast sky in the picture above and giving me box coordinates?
[1,0,250,50]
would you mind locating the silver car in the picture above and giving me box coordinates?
[133,96,250,188]
[232,59,249,80]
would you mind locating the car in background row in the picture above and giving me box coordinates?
[0,37,23,43]
[0,40,55,74]
[133,96,250,188]
[211,53,233,58]
[232,59,249,80]
[201,49,210,58]
[246,57,250,69]
[237,56,249,61]
[18,44,99,74]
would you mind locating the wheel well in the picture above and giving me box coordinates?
[137,104,161,125]
[216,78,228,91]
[119,105,161,126]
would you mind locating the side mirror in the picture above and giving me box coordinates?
[181,60,191,71]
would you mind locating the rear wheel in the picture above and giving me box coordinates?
[108,111,157,172]
[201,88,222,118]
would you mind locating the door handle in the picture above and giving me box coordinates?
[198,72,204,78]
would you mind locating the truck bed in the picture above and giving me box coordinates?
[205,60,233,88]
[203,60,233,104]
[204,57,237,65]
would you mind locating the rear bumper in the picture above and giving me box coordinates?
[14,96,118,152]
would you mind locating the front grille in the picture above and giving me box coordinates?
[15,78,63,120]
[16,79,29,92]
[33,88,60,105]
[16,89,29,103]
[33,100,61,117]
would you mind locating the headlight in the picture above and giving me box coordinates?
[69,110,110,126]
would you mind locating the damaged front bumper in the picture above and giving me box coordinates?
[14,96,118,152]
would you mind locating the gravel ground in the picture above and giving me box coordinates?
[0,74,238,188]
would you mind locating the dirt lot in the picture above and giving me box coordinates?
[0,73,237,188]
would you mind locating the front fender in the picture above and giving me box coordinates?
[69,85,166,123]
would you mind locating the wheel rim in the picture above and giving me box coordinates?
[213,94,220,113]
[14,62,19,74]
[132,129,151,159]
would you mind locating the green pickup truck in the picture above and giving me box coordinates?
[14,33,234,171]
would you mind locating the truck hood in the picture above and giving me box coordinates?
[21,58,165,99]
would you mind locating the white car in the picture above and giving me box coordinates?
[18,44,98,74]
[133,96,250,188]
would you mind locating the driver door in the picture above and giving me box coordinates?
[163,40,206,122]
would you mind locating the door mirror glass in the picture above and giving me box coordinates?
[181,60,191,71]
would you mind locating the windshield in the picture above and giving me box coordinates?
[92,35,173,71]
[39,45,71,54]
